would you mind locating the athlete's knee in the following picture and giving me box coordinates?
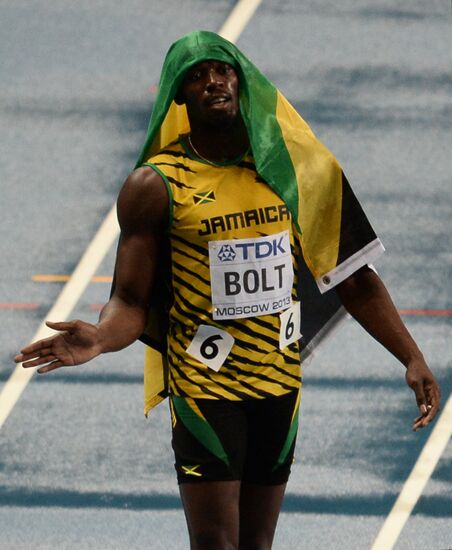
[189,526,238,550]
[239,529,275,550]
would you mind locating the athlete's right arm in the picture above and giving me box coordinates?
[15,166,169,373]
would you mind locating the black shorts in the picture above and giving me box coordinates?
[170,389,300,485]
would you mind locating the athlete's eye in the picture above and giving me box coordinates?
[218,65,232,75]
[187,70,202,82]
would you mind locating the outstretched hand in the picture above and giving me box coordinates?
[405,359,441,431]
[14,320,102,374]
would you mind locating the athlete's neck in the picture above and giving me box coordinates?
[188,118,250,163]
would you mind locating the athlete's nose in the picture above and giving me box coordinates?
[205,69,223,91]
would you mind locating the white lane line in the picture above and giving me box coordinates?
[0,0,262,430]
[0,204,120,430]
[220,0,262,41]
[371,393,452,550]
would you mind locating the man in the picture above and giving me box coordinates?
[16,31,440,549]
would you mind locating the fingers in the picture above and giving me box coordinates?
[37,360,64,374]
[14,318,94,376]
[16,341,64,371]
[412,405,433,431]
[18,347,56,368]
[45,320,77,332]
[406,361,441,431]
[411,383,428,431]
[14,320,78,364]
[16,350,65,373]
[16,334,60,360]
[412,385,441,431]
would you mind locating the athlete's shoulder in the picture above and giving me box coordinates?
[117,166,169,233]
[123,165,167,196]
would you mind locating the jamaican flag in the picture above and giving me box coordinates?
[135,31,384,414]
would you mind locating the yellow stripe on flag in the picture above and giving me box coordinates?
[144,346,167,415]
[276,92,342,278]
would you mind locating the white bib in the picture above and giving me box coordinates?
[186,325,235,371]
[209,230,294,320]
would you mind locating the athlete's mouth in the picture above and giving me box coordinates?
[207,95,230,106]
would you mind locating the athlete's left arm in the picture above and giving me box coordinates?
[336,265,441,431]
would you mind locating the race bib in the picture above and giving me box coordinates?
[186,325,235,371]
[209,230,293,320]
[279,302,302,349]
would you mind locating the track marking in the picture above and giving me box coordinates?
[220,0,262,41]
[371,392,452,549]
[399,308,452,317]
[32,274,113,283]
[0,1,262,430]
[0,303,39,310]
[0,204,119,430]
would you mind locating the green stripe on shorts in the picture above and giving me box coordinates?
[171,396,230,466]
[273,401,299,471]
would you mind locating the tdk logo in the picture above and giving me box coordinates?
[238,237,286,260]
[217,244,236,262]
[216,236,287,262]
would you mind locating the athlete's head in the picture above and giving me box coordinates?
[175,60,240,129]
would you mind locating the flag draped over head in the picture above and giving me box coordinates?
[137,31,322,235]
[137,30,384,415]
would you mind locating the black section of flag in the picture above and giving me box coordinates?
[337,172,378,265]
[193,191,216,205]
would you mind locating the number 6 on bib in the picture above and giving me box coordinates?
[186,325,235,371]
[279,302,301,349]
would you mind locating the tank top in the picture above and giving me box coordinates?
[145,136,301,400]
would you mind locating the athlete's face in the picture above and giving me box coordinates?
[177,60,240,128]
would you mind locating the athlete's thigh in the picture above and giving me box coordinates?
[180,480,241,549]
[243,389,300,484]
[237,393,298,548]
[171,395,247,482]
[239,482,287,549]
